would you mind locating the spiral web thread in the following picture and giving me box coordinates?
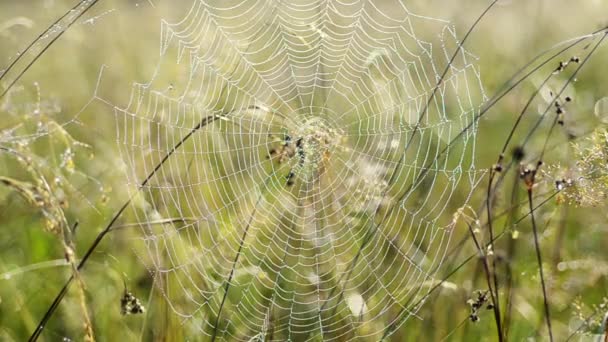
[105,0,487,340]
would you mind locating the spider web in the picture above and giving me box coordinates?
[101,0,487,340]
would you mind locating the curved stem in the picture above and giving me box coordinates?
[29,114,221,341]
[527,187,553,341]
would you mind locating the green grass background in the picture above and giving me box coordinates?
[1,0,608,341]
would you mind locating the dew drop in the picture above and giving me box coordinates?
[594,97,608,123]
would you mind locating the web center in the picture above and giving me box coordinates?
[291,117,340,182]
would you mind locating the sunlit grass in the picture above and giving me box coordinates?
[1,1,608,341]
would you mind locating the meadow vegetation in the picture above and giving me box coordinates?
[1,1,608,340]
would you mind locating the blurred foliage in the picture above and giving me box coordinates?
[1,1,608,341]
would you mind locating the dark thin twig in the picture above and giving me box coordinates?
[520,36,607,342]
[320,0,499,318]
[380,189,561,340]
[26,27,261,340]
[501,72,554,158]
[433,28,607,180]
[490,26,607,106]
[502,172,520,340]
[380,32,605,340]
[484,168,503,341]
[440,316,469,342]
[527,183,553,341]
[385,29,606,305]
[523,32,608,148]
[0,0,101,100]
[210,180,268,342]
[29,114,221,342]
[7,1,606,340]
[467,220,502,341]
[385,117,598,340]
[0,0,94,83]
[402,0,501,154]
[481,62,556,342]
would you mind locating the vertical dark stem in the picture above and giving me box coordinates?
[466,222,503,342]
[502,172,520,339]
[29,114,221,342]
[320,0,500,320]
[527,186,553,341]
[485,168,503,340]
[0,0,101,100]
[211,180,268,342]
[551,203,568,272]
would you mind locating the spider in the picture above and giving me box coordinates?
[266,117,340,187]
[267,133,305,187]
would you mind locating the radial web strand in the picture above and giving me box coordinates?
[100,0,488,340]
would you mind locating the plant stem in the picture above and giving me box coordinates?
[527,187,553,341]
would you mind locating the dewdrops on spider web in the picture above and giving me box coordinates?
[106,0,487,339]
